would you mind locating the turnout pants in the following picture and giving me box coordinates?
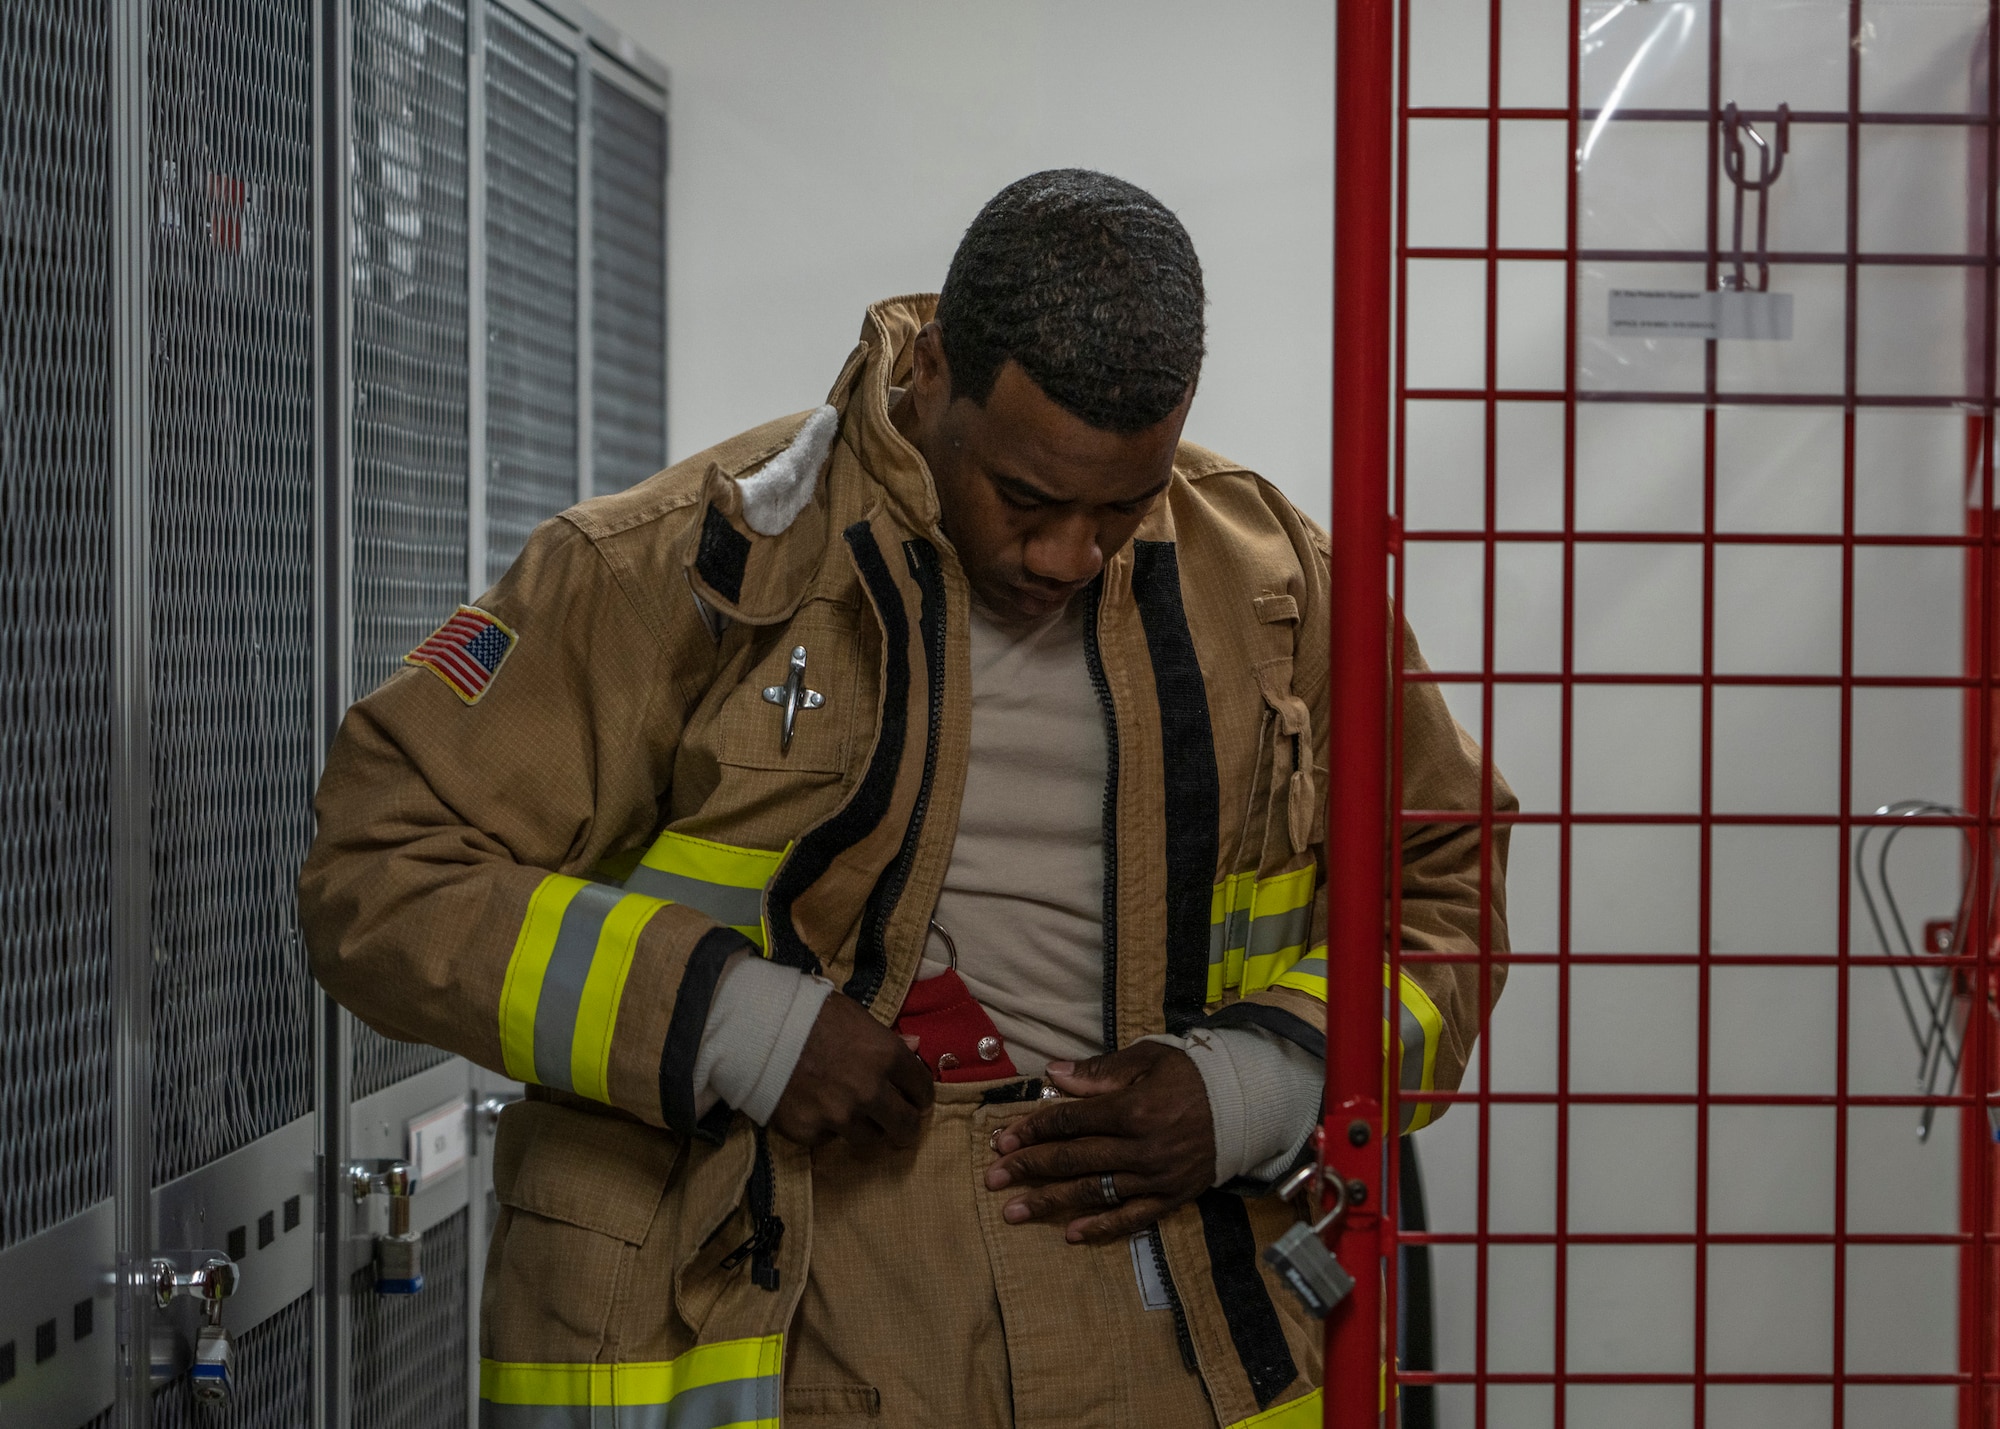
[787,1079,1217,1427]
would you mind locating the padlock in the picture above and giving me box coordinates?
[190,1319,234,1403]
[373,1163,424,1295]
[350,1160,426,1295]
[151,1253,238,1400]
[1262,1163,1356,1319]
[1263,1220,1357,1318]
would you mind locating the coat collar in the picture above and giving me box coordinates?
[829,293,944,535]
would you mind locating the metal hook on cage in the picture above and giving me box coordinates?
[1853,798,1976,1140]
[1721,102,1790,293]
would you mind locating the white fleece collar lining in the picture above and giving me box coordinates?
[736,404,838,536]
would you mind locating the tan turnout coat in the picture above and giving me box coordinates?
[301,295,1512,1428]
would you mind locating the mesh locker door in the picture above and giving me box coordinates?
[148,0,316,1188]
[589,72,666,493]
[350,0,470,1099]
[146,1,319,1417]
[351,1209,471,1429]
[0,0,115,1253]
[484,1,578,585]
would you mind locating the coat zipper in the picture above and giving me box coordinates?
[1147,1225,1200,1373]
[720,1126,785,1291]
[849,539,948,1006]
[1082,579,1121,1052]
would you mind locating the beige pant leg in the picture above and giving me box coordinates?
[969,1098,1216,1429]
[786,1092,1011,1427]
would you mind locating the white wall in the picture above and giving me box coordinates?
[584,0,1334,518]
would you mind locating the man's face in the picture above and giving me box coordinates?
[899,322,1190,626]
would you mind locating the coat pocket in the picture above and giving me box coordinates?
[482,1100,682,1363]
[714,605,861,776]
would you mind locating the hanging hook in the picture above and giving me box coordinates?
[1721,103,1791,292]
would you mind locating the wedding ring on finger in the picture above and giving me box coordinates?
[1099,1172,1122,1208]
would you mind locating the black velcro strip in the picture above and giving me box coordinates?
[1201,998,1327,1060]
[659,927,755,1139]
[697,504,750,605]
[1196,1190,1299,1408]
[1131,540,1220,1034]
[764,522,910,975]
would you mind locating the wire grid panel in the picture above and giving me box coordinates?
[590,73,666,493]
[352,0,471,699]
[152,1291,312,1428]
[0,0,115,1251]
[484,0,578,585]
[350,0,471,1099]
[1375,1,1999,1425]
[351,1207,470,1429]
[147,0,317,1186]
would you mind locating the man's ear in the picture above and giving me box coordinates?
[911,322,951,417]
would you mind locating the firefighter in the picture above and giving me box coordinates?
[301,169,1510,1428]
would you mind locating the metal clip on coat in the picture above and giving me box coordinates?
[349,1159,424,1295]
[761,645,824,751]
[151,1253,239,1402]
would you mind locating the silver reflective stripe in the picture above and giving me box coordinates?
[1209,900,1253,967]
[532,882,625,1090]
[1246,903,1313,961]
[1398,998,1428,1132]
[479,1374,780,1429]
[623,866,764,929]
[1280,955,1325,982]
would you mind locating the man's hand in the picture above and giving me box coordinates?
[983,1041,1214,1244]
[768,992,935,1151]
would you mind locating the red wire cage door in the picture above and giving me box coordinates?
[1324,1,2000,1426]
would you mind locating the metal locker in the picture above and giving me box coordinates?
[0,0,666,1421]
[588,67,667,495]
[482,0,579,585]
[0,2,119,1424]
[147,0,319,1418]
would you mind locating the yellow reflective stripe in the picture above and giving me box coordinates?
[1396,968,1445,1132]
[1230,1387,1322,1428]
[480,1334,784,1408]
[625,830,787,951]
[569,892,668,1103]
[1242,865,1316,993]
[1266,956,1444,1131]
[498,874,591,1084]
[1208,871,1257,999]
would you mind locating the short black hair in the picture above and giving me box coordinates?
[936,169,1205,434]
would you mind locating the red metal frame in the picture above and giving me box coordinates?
[1325,2,2000,1424]
[1324,1,1396,1422]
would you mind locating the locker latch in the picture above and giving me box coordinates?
[150,1253,238,1402]
[349,1159,424,1295]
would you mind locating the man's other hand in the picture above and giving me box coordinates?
[769,993,935,1151]
[983,1041,1213,1244]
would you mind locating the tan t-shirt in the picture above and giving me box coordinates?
[919,597,1108,1074]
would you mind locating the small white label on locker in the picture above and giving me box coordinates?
[1608,289,1793,341]
[407,1098,470,1186]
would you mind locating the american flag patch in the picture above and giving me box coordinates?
[404,605,518,705]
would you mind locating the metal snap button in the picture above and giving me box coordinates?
[937,1052,960,1071]
[977,1035,1002,1062]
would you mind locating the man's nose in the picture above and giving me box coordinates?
[1023,514,1103,587]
